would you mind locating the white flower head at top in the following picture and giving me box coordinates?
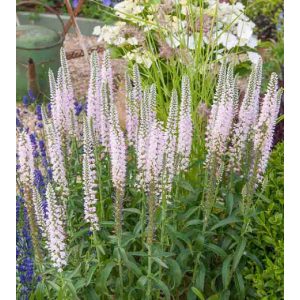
[114,0,144,19]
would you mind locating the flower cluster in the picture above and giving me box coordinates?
[205,63,237,179]
[17,132,43,262]
[110,103,127,195]
[229,58,262,173]
[206,60,282,187]
[162,90,179,194]
[82,117,99,232]
[109,102,127,235]
[205,1,257,50]
[126,65,193,199]
[87,50,113,150]
[45,183,67,272]
[252,73,282,184]
[177,76,193,173]
[49,48,77,140]
[43,116,69,199]
[93,0,258,68]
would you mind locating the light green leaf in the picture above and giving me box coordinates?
[85,265,98,286]
[191,287,205,300]
[153,257,168,269]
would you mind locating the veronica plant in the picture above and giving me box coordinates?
[16,48,282,299]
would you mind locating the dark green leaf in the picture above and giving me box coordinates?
[98,261,116,291]
[211,216,241,231]
[222,255,233,289]
[166,258,182,287]
[123,208,141,215]
[234,269,245,299]
[67,263,81,279]
[206,243,227,258]
[232,238,246,271]
[185,219,202,228]
[226,193,234,215]
[150,275,171,300]
[195,261,206,291]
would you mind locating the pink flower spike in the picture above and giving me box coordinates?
[177,75,193,173]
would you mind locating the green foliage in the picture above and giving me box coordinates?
[259,39,284,91]
[244,0,283,39]
[243,142,284,299]
[81,1,118,24]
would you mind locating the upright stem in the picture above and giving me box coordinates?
[160,191,167,248]
[146,245,152,300]
[117,235,124,298]
[146,185,156,299]
[115,191,124,298]
[140,193,146,241]
[95,147,104,220]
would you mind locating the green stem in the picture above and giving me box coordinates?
[117,233,124,298]
[115,191,124,298]
[95,146,104,221]
[146,245,152,300]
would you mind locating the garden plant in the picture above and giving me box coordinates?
[16,0,284,299]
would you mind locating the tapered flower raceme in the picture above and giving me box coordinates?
[252,73,282,184]
[17,132,42,261]
[45,183,67,272]
[162,89,179,195]
[32,187,47,237]
[82,117,99,232]
[177,75,193,173]
[110,105,127,193]
[87,52,102,142]
[48,69,63,137]
[103,50,114,103]
[57,67,75,136]
[126,64,142,148]
[145,120,166,244]
[109,103,126,235]
[136,87,151,191]
[206,62,227,138]
[147,84,157,125]
[44,118,69,198]
[229,59,262,172]
[100,81,111,150]
[48,49,78,139]
[126,93,139,148]
[205,65,236,177]
[133,63,143,104]
[18,132,35,188]
[145,120,166,197]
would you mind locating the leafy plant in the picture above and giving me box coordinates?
[243,142,284,299]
